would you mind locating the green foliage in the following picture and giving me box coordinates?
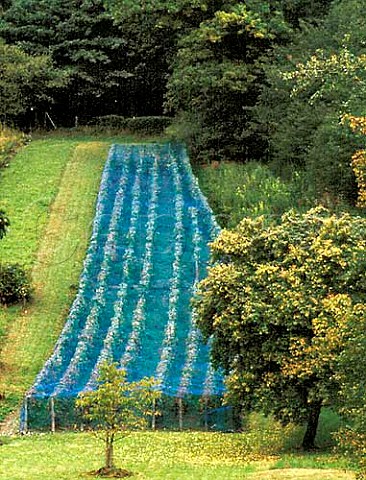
[0,126,28,169]
[0,263,32,306]
[332,290,366,477]
[0,0,130,123]
[165,1,291,162]
[235,162,308,218]
[280,0,333,27]
[195,207,366,449]
[163,0,334,162]
[255,0,366,204]
[76,362,161,471]
[0,41,67,121]
[195,161,315,228]
[96,115,172,134]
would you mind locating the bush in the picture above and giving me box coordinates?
[0,125,28,169]
[0,263,32,305]
[95,115,172,134]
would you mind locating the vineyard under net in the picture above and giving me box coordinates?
[20,143,235,432]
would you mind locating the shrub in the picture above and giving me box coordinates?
[0,125,28,169]
[0,263,32,305]
[95,115,172,134]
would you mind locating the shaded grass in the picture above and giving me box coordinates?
[0,133,163,421]
[0,431,355,480]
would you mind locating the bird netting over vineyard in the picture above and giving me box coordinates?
[21,143,232,431]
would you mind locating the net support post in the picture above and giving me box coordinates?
[20,395,29,434]
[50,397,56,433]
[204,396,209,431]
[178,397,183,431]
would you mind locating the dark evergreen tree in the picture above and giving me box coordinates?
[0,0,130,124]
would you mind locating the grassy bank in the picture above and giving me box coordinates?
[0,132,164,422]
[194,161,315,228]
[0,430,355,480]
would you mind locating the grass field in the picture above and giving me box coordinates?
[0,430,355,480]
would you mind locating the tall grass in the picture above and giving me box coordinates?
[194,161,315,228]
[0,126,27,169]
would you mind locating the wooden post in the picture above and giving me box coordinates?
[22,396,29,434]
[50,397,56,433]
[204,396,209,431]
[178,397,183,431]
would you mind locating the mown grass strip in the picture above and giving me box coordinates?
[0,141,110,420]
[0,139,77,267]
[0,431,355,480]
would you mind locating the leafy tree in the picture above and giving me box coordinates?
[301,284,366,476]
[165,1,291,162]
[105,0,217,119]
[0,0,129,123]
[0,40,67,121]
[255,0,366,204]
[162,0,334,162]
[76,362,161,476]
[195,207,366,450]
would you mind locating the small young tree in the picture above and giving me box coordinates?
[76,362,161,478]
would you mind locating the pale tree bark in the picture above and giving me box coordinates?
[105,432,115,469]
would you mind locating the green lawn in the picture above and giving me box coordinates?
[0,431,355,480]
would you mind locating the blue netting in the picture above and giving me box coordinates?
[23,143,228,430]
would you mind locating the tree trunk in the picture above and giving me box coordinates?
[302,401,322,451]
[105,434,114,469]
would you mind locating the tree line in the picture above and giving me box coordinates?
[1,0,365,204]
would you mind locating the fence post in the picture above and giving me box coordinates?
[50,397,56,433]
[178,397,183,430]
[22,395,29,434]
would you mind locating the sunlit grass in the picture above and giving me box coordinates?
[0,431,355,480]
